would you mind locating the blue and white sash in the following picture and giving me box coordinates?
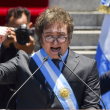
[31,48,79,110]
[101,0,110,6]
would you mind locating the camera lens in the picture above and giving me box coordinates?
[16,29,30,45]
[15,24,31,45]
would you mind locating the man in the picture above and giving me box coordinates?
[0,7,40,109]
[0,6,102,109]
[0,7,40,62]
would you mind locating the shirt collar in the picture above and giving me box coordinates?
[60,49,68,62]
[48,48,68,62]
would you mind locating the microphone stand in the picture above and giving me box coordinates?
[58,52,106,110]
[6,56,48,110]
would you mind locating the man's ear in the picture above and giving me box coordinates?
[27,22,33,28]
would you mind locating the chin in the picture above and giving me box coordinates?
[51,55,59,59]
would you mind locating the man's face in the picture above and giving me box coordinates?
[42,22,69,59]
[7,13,28,28]
[4,13,35,54]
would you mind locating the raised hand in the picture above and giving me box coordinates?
[0,26,14,44]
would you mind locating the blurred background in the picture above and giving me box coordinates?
[0,0,48,25]
[0,0,105,59]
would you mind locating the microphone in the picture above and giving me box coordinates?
[6,56,48,110]
[58,52,106,110]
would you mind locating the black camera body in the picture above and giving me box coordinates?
[15,24,34,45]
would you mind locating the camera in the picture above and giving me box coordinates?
[14,24,34,45]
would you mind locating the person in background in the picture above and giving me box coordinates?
[0,7,40,109]
[0,7,40,62]
[95,0,110,109]
[0,6,102,109]
[100,70,110,95]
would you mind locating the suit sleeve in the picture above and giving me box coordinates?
[100,70,110,95]
[0,43,18,63]
[81,61,102,109]
[0,51,20,84]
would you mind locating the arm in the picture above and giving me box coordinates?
[0,50,30,84]
[0,27,19,63]
[0,43,18,63]
[0,26,17,63]
[100,70,110,95]
[82,61,102,109]
[0,55,19,84]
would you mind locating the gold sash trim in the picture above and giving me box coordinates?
[60,88,69,97]
[98,4,110,14]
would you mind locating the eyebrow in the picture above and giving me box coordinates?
[44,32,66,35]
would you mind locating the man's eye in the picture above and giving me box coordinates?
[46,35,53,38]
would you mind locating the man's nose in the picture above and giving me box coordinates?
[53,38,58,44]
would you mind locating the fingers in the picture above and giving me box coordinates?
[29,35,35,44]
[1,27,16,48]
[7,27,16,41]
[8,27,14,31]
[26,36,35,46]
[0,27,8,37]
[7,31,16,40]
[7,27,14,34]
[0,26,9,44]
[14,35,35,54]
[0,27,15,38]
[0,35,7,43]
[27,22,33,28]
[2,34,16,48]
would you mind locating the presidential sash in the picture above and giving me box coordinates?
[31,48,79,110]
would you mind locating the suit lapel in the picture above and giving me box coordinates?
[49,49,80,109]
[29,57,46,86]
[62,48,80,80]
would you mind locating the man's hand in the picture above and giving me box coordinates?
[0,26,14,44]
[2,27,16,48]
[14,35,35,54]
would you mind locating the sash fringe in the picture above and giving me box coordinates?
[98,4,110,14]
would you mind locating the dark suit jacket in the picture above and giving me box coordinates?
[0,49,102,109]
[0,41,40,109]
[100,70,110,95]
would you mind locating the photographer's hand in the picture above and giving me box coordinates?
[14,35,35,54]
[2,28,16,48]
[0,27,14,44]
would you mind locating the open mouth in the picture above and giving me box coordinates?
[51,47,61,52]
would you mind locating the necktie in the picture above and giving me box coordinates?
[52,59,59,69]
